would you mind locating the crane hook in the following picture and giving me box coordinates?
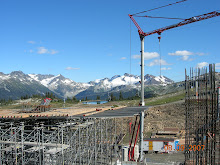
[158,32,161,43]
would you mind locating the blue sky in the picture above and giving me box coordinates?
[0,0,220,82]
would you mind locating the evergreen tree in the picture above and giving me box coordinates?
[110,93,116,101]
[119,91,123,100]
[96,95,100,100]
[72,96,77,102]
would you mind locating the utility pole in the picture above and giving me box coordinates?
[63,97,65,108]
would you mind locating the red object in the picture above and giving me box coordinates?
[129,122,132,133]
[131,122,140,160]
[96,108,102,111]
[129,11,220,37]
[128,116,138,161]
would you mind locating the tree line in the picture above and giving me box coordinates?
[80,91,140,102]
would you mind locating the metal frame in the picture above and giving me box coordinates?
[0,117,135,164]
[185,64,220,164]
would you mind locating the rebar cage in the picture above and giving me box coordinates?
[185,64,220,164]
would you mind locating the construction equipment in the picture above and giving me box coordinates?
[129,8,220,162]
[129,10,220,107]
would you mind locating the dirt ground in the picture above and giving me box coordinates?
[0,104,126,118]
[144,101,185,132]
[144,152,185,164]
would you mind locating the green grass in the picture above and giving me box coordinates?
[0,104,21,109]
[0,91,185,109]
[145,92,185,106]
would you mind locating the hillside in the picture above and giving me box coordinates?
[0,71,175,100]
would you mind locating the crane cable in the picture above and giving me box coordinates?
[130,19,132,85]
[132,0,188,16]
[158,33,162,77]
[133,15,185,20]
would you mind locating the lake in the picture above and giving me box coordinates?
[82,101,108,105]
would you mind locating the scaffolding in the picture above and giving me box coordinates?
[21,98,52,113]
[0,116,134,164]
[185,64,220,164]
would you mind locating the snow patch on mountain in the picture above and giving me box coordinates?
[0,71,174,99]
[28,74,92,97]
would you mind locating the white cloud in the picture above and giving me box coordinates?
[120,57,126,60]
[181,55,189,61]
[161,67,171,70]
[50,49,59,54]
[215,63,220,69]
[37,47,58,54]
[65,67,80,70]
[168,50,193,56]
[169,50,205,61]
[147,59,171,67]
[196,62,208,68]
[28,41,36,44]
[29,50,33,53]
[180,55,193,61]
[132,52,159,60]
[37,47,49,54]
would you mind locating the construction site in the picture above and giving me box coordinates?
[0,1,220,165]
[0,66,219,164]
[0,107,146,164]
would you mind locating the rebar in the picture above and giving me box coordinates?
[185,64,219,164]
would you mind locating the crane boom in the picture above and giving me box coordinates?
[129,11,220,36]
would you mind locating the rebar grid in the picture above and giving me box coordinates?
[0,117,133,165]
[185,64,219,164]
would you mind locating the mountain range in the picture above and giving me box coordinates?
[0,71,175,100]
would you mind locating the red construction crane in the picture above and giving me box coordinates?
[129,10,220,162]
[129,10,220,107]
[129,11,220,37]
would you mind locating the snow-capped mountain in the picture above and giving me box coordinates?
[0,71,174,100]
[76,73,174,100]
[28,74,91,98]
[89,73,140,89]
[144,74,174,85]
[0,71,53,99]
[89,73,173,89]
